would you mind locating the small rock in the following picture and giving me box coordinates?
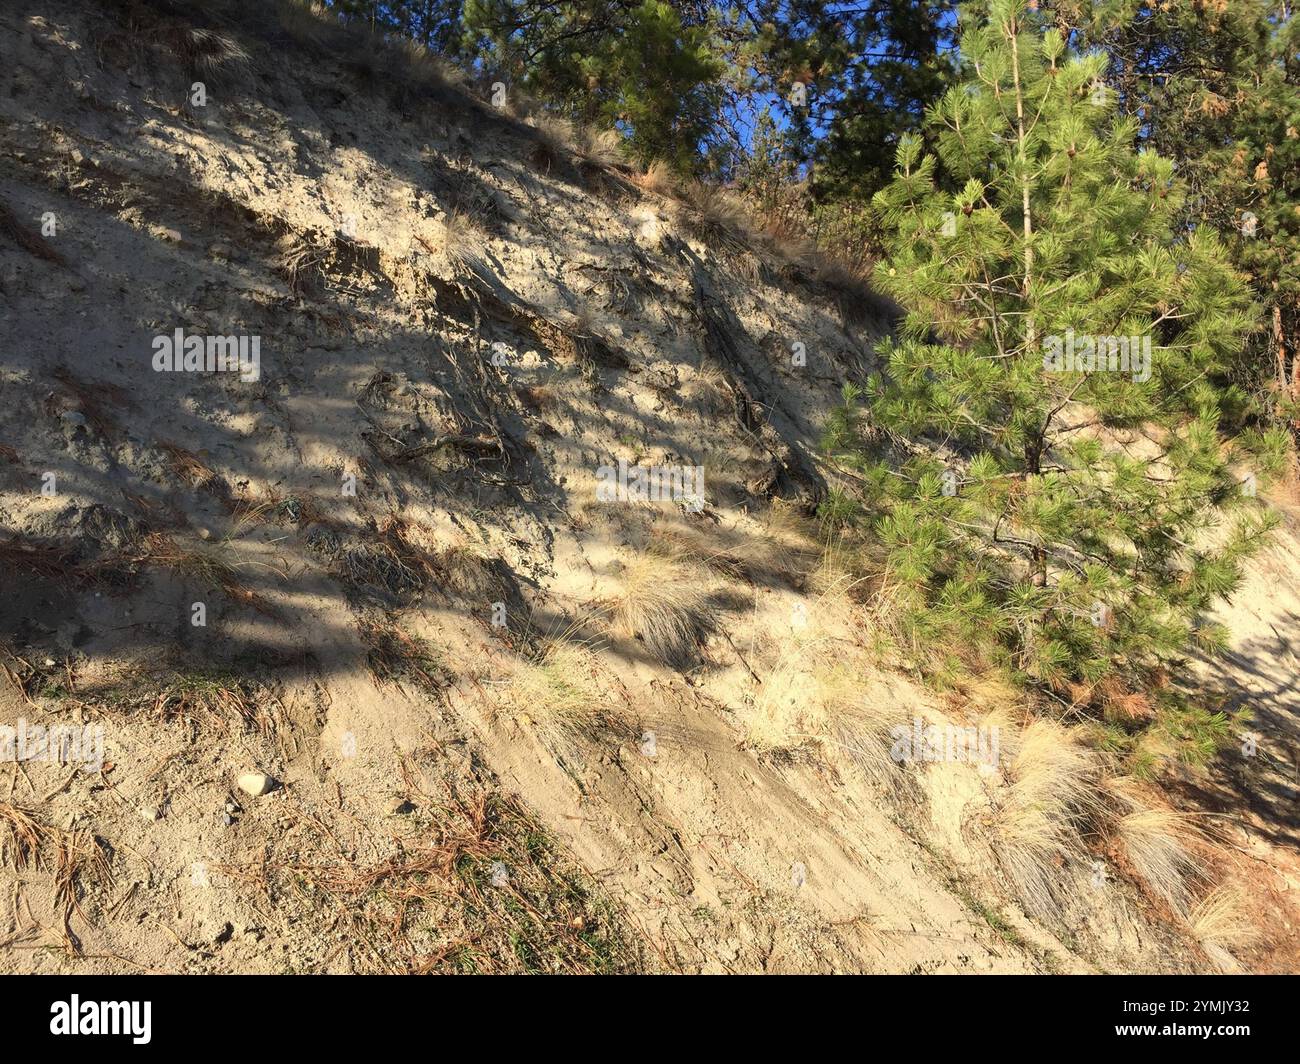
[224,801,238,814]
[197,527,212,541]
[387,798,415,815]
[60,410,87,428]
[139,806,159,822]
[222,812,234,826]
[237,772,276,797]
[42,658,56,668]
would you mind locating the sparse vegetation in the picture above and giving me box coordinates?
[215,783,643,974]
[358,618,445,695]
[604,545,715,667]
[1105,777,1204,915]
[0,0,1293,983]
[989,719,1100,922]
[1190,885,1259,958]
[438,209,487,279]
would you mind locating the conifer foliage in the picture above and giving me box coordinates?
[825,1,1277,698]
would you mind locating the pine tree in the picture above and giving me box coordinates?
[1057,0,1300,435]
[827,0,1276,703]
[462,0,723,172]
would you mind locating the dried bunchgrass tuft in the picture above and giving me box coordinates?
[1189,885,1258,967]
[988,718,1101,922]
[744,651,823,757]
[439,209,488,279]
[1105,777,1204,915]
[509,639,619,759]
[146,533,276,616]
[636,159,681,199]
[155,24,250,78]
[605,546,714,668]
[573,126,624,171]
[156,441,221,492]
[678,182,751,256]
[276,0,332,51]
[745,646,901,782]
[337,517,437,600]
[648,518,796,586]
[528,112,575,172]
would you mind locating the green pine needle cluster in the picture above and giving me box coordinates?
[824,1,1278,742]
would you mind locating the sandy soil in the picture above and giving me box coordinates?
[0,0,1295,974]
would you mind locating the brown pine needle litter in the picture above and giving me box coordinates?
[215,781,644,974]
[0,804,113,955]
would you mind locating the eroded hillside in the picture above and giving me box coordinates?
[1,0,1297,974]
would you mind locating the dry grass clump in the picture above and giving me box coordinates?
[987,718,1101,922]
[1189,885,1258,967]
[649,517,798,586]
[745,646,902,783]
[809,538,911,662]
[146,533,277,616]
[678,182,752,256]
[163,25,250,76]
[392,37,464,92]
[215,785,641,973]
[337,517,437,600]
[573,126,624,170]
[527,112,575,172]
[438,209,488,279]
[51,824,113,954]
[681,362,731,415]
[635,159,681,199]
[1104,776,1204,915]
[810,251,898,325]
[261,0,466,109]
[604,546,715,668]
[275,0,332,50]
[155,440,227,497]
[509,639,617,757]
